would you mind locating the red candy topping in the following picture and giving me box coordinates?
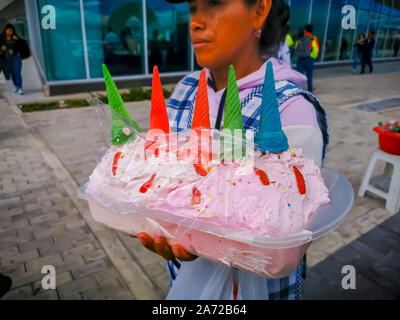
[112,152,122,176]
[254,167,270,186]
[194,164,209,176]
[293,166,306,195]
[191,187,201,205]
[139,174,156,193]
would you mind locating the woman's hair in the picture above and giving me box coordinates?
[244,0,290,51]
[358,33,365,39]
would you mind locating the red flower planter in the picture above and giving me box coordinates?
[373,124,400,156]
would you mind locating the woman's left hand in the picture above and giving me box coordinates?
[12,35,18,40]
[130,232,198,262]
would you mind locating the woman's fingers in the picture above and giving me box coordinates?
[154,234,175,261]
[171,244,197,262]
[137,232,156,253]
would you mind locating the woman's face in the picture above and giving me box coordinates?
[5,28,14,37]
[189,0,263,69]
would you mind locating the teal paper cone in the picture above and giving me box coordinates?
[254,61,289,153]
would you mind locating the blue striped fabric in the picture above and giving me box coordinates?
[165,70,329,300]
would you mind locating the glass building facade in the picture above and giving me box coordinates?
[25,0,400,84]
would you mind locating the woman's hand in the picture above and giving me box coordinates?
[1,45,6,51]
[130,232,197,262]
[12,35,18,40]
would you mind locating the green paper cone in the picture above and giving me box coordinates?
[102,64,141,145]
[221,65,245,160]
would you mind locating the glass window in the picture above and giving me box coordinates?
[146,0,190,73]
[37,0,86,81]
[392,0,400,16]
[309,0,329,62]
[323,0,346,61]
[83,0,145,78]
[359,0,373,10]
[288,0,310,41]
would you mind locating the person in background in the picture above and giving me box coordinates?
[352,33,365,73]
[0,23,27,95]
[361,31,375,74]
[278,27,293,65]
[393,37,399,57]
[0,273,12,298]
[295,24,319,93]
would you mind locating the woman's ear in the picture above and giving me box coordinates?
[253,0,272,30]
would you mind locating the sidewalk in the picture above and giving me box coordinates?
[1,61,400,299]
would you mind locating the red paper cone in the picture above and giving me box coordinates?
[190,69,212,165]
[150,65,169,134]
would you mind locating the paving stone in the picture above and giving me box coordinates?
[0,246,19,259]
[62,243,95,259]
[30,289,59,300]
[25,253,64,273]
[19,236,54,252]
[33,224,66,240]
[39,238,75,256]
[109,290,136,300]
[93,267,120,283]
[2,249,39,269]
[70,260,108,279]
[81,278,123,300]
[29,212,60,224]
[57,276,98,298]
[83,249,106,263]
[2,284,33,300]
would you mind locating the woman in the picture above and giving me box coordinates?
[134,0,328,300]
[352,33,365,73]
[0,24,25,95]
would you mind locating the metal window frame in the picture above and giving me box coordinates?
[349,0,361,60]
[79,0,90,79]
[308,0,313,23]
[321,0,332,62]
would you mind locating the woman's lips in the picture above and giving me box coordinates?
[192,40,212,49]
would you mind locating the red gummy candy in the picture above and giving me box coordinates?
[112,151,122,176]
[293,166,306,195]
[140,174,156,193]
[194,164,209,176]
[191,187,201,205]
[254,167,270,185]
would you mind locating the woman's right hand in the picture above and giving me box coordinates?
[130,232,198,262]
[1,45,6,51]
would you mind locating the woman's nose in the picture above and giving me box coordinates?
[190,13,206,32]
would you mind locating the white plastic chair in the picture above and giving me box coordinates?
[359,149,400,214]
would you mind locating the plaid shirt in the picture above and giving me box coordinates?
[165,71,329,300]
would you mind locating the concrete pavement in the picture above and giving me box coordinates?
[1,61,400,299]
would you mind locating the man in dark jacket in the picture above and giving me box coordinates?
[361,31,375,74]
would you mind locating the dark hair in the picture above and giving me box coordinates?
[3,23,16,34]
[304,24,313,33]
[245,0,290,50]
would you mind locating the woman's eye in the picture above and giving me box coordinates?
[208,0,221,7]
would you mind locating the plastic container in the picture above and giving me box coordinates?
[78,168,354,279]
[373,124,400,156]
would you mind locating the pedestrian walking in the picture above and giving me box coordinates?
[0,24,31,95]
[361,31,375,74]
[393,37,399,57]
[352,33,365,73]
[295,24,319,93]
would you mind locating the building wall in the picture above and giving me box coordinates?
[30,0,400,83]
